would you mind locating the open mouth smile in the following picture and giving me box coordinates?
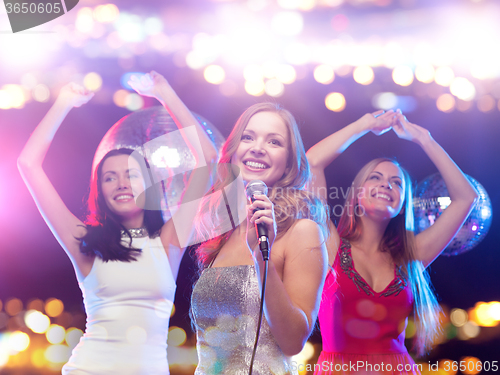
[244,160,270,170]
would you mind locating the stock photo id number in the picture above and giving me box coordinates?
[3,0,78,32]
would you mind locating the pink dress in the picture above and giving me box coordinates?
[315,239,420,375]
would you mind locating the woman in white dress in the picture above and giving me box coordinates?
[18,71,217,374]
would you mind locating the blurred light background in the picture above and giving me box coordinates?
[1,0,499,373]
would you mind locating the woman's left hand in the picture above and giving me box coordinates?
[246,194,277,259]
[393,110,432,145]
[128,71,170,99]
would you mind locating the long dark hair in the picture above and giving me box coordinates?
[80,148,164,262]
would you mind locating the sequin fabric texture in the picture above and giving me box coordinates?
[191,265,297,375]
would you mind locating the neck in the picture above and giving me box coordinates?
[353,214,389,254]
[120,211,145,230]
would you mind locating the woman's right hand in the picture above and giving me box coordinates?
[57,82,94,108]
[128,70,169,99]
[356,109,396,136]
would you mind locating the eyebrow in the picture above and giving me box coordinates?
[243,129,287,140]
[102,168,142,176]
[371,171,403,180]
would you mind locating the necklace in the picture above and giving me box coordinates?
[121,227,148,238]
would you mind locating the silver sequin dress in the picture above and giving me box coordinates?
[191,265,297,375]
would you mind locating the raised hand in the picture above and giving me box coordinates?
[393,110,431,145]
[356,109,396,136]
[58,83,94,108]
[128,71,169,99]
[246,194,277,259]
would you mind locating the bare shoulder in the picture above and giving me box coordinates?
[286,218,323,241]
[283,219,326,258]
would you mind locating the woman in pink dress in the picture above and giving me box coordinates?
[306,109,478,374]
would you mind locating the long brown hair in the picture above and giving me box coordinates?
[337,158,442,356]
[195,103,328,268]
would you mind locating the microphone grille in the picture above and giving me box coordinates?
[245,180,268,199]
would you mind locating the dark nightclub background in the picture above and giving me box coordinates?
[0,0,499,373]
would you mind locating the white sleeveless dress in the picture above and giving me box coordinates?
[62,236,176,375]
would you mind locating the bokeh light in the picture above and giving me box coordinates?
[275,64,296,84]
[244,65,265,82]
[265,79,285,97]
[477,95,495,112]
[8,331,30,353]
[167,327,187,347]
[272,11,303,36]
[204,65,226,85]
[125,93,144,111]
[94,4,120,23]
[113,89,129,107]
[5,299,23,316]
[459,321,480,339]
[415,64,435,83]
[31,84,50,103]
[435,66,455,87]
[44,344,71,364]
[46,325,66,345]
[450,77,476,101]
[83,72,103,92]
[76,7,94,34]
[436,93,455,113]
[373,92,397,110]
[115,13,145,43]
[24,310,51,334]
[325,92,346,112]
[0,85,27,109]
[314,65,335,84]
[450,308,468,327]
[392,66,414,86]
[144,17,163,35]
[353,66,374,85]
[245,80,265,96]
[65,328,84,349]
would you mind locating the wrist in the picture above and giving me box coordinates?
[351,117,371,136]
[415,132,434,148]
[53,96,75,111]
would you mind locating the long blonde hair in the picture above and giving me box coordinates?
[195,103,328,268]
[337,158,442,356]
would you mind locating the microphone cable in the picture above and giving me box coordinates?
[248,257,268,375]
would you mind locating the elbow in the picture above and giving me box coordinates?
[279,321,313,356]
[464,186,479,209]
[281,341,306,357]
[206,149,218,165]
[17,156,30,173]
[306,150,320,169]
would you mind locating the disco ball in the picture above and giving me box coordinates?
[413,173,492,256]
[92,105,225,222]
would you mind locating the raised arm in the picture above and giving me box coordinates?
[306,110,394,200]
[393,111,478,267]
[128,72,218,272]
[306,110,395,262]
[17,83,95,280]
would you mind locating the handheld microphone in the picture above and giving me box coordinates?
[245,180,270,261]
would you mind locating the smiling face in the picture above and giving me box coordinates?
[231,111,290,187]
[357,161,406,220]
[100,154,146,225]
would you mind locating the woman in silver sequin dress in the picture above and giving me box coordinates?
[18,72,217,374]
[191,103,330,374]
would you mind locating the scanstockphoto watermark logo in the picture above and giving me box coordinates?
[3,0,78,33]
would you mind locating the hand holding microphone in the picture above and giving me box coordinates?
[245,180,276,261]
